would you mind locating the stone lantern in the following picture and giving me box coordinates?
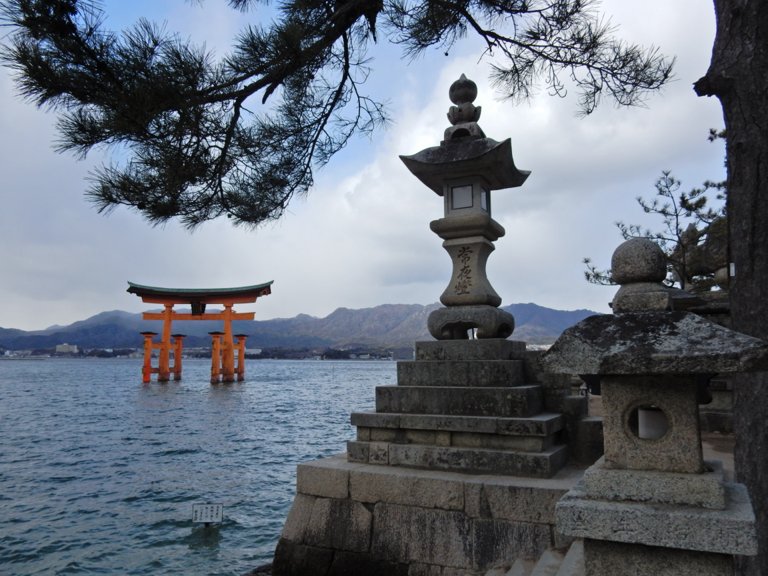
[541,237,768,575]
[400,74,529,340]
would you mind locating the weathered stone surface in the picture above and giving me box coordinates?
[276,457,590,575]
[559,538,585,575]
[399,136,529,196]
[553,529,576,551]
[328,550,410,576]
[272,539,334,576]
[601,376,703,473]
[441,568,485,576]
[350,465,464,510]
[610,237,668,284]
[362,426,550,452]
[407,562,445,576]
[367,441,389,465]
[612,282,674,312]
[271,541,414,576]
[524,548,567,576]
[557,482,757,556]
[304,454,579,514]
[428,305,515,339]
[523,349,574,389]
[296,458,352,499]
[583,539,734,576]
[439,240,502,307]
[507,558,536,575]
[375,412,498,433]
[450,431,550,452]
[351,412,563,437]
[540,311,768,376]
[494,413,564,436]
[572,416,604,465]
[346,440,369,463]
[280,493,316,542]
[463,472,576,524]
[415,339,526,361]
[583,457,727,509]
[375,385,542,417]
[472,518,552,570]
[351,412,402,429]
[387,443,567,477]
[608,238,705,313]
[371,502,473,568]
[304,497,373,552]
[397,359,525,387]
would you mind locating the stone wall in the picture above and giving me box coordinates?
[273,455,582,575]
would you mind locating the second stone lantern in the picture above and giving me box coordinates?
[401,74,529,340]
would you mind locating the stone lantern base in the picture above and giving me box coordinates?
[583,540,736,576]
[556,479,756,575]
[428,305,515,340]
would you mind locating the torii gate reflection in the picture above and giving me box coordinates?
[127,281,272,384]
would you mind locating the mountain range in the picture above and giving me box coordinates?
[0,303,598,351]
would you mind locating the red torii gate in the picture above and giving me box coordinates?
[127,281,272,384]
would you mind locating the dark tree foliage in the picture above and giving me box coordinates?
[584,162,726,293]
[1,0,672,228]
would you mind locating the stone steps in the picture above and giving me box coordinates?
[348,440,568,477]
[413,339,527,361]
[347,339,569,479]
[352,412,565,453]
[375,385,543,417]
[397,359,526,387]
[351,411,564,437]
[493,540,584,576]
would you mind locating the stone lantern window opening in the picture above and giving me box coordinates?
[627,404,670,440]
[443,179,492,217]
[450,184,473,209]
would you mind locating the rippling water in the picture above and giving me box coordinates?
[0,358,396,575]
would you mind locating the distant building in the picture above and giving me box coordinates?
[55,343,79,354]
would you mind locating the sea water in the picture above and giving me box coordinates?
[0,358,396,575]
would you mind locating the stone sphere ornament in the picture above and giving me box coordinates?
[449,74,478,105]
[611,237,667,284]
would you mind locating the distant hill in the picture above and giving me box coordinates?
[0,303,598,351]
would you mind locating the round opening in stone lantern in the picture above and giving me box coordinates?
[400,74,530,340]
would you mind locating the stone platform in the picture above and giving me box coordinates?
[273,455,584,575]
[271,339,595,574]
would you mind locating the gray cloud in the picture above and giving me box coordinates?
[0,0,723,331]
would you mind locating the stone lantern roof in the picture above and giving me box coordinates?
[399,74,529,195]
[542,310,768,376]
[541,238,768,376]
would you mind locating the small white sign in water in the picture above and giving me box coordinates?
[192,503,224,524]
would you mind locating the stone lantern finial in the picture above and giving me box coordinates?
[610,237,701,313]
[445,74,485,142]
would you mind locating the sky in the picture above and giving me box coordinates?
[0,0,725,331]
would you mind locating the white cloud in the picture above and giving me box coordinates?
[0,0,722,330]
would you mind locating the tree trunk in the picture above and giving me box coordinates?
[695,1,768,574]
